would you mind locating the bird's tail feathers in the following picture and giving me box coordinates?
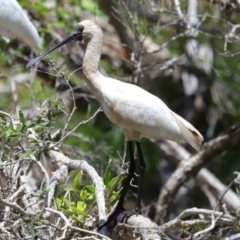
[170,111,204,151]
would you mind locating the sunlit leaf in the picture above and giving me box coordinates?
[20,148,37,159]
[103,159,112,186]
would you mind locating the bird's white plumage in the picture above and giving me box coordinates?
[78,20,203,151]
[89,73,202,150]
[0,0,41,48]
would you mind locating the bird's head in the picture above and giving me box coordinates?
[26,20,102,68]
[78,20,103,43]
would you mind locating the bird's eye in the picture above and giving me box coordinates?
[75,25,84,33]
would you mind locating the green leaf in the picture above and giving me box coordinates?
[51,21,65,28]
[107,175,119,189]
[55,198,62,208]
[72,215,84,224]
[20,148,37,159]
[80,185,95,201]
[80,189,87,201]
[29,222,35,237]
[103,159,112,186]
[64,208,74,215]
[87,194,94,201]
[77,201,86,212]
[110,188,122,203]
[5,127,17,137]
[76,201,88,217]
[72,172,81,190]
[19,110,25,125]
[79,0,105,16]
[63,198,71,207]
[83,185,95,194]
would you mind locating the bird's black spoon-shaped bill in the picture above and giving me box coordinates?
[26,33,80,69]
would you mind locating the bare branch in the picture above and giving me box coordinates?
[155,141,240,212]
[0,197,35,216]
[115,214,159,240]
[48,150,107,224]
[155,126,240,218]
[46,207,111,240]
[50,107,102,149]
[160,208,236,234]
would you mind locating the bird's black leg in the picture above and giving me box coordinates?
[98,141,135,231]
[136,142,146,215]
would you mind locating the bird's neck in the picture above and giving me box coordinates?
[82,35,103,95]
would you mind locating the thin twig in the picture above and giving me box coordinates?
[50,108,102,149]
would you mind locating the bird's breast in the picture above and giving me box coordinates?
[97,85,186,142]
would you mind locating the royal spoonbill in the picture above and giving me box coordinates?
[26,20,203,232]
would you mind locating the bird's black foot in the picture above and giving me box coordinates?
[98,202,137,231]
[135,205,142,216]
[98,202,125,231]
[98,219,108,236]
[118,209,137,223]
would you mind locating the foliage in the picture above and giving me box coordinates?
[1,0,240,239]
[55,160,124,227]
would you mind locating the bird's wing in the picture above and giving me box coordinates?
[170,110,204,151]
[102,79,203,151]
[102,80,181,138]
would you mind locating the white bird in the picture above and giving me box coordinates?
[26,20,204,233]
[0,0,41,48]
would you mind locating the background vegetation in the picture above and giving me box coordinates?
[1,0,240,239]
